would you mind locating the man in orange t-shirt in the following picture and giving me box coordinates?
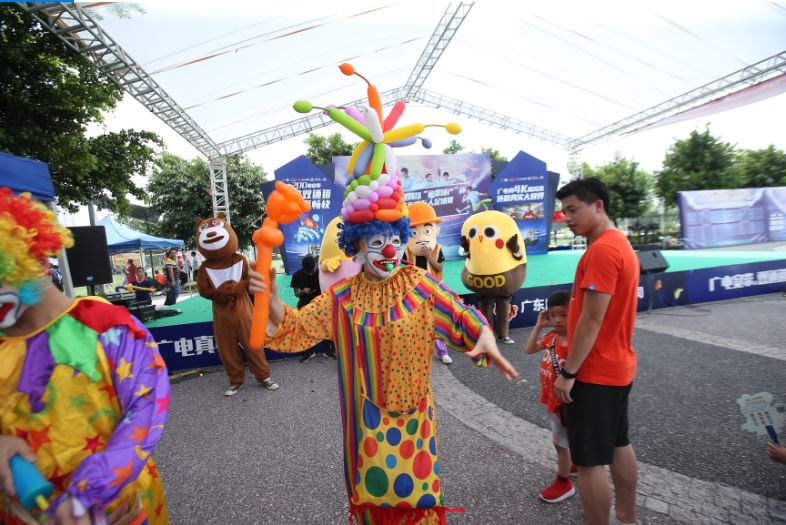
[554,177,640,525]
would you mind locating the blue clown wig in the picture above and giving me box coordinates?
[337,218,411,257]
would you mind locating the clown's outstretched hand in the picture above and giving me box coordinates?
[465,326,519,381]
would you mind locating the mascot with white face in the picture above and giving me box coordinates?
[195,214,279,396]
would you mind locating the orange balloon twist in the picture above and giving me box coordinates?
[249,181,310,350]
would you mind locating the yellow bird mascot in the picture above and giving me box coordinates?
[459,210,527,344]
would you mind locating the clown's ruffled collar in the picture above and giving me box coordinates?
[338,265,435,327]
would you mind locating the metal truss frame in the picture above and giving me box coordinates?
[18,2,786,218]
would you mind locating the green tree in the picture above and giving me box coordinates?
[737,145,786,188]
[0,6,164,214]
[583,154,651,224]
[85,130,163,216]
[147,154,267,249]
[656,127,741,207]
[442,140,464,155]
[480,147,507,162]
[304,132,354,166]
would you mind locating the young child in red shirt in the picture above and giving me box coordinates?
[524,290,576,503]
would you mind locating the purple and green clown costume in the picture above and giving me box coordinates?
[0,298,169,524]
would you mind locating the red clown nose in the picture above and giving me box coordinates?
[381,244,397,258]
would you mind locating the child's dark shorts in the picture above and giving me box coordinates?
[565,380,633,466]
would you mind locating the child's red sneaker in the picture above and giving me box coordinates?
[539,476,576,503]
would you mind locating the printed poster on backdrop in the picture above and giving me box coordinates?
[488,151,555,255]
[274,156,342,274]
[677,187,775,249]
[334,153,493,260]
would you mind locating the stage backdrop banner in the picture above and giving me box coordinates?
[488,151,556,255]
[274,155,342,274]
[335,153,493,260]
[677,187,786,249]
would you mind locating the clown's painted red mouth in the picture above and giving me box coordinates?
[372,259,398,270]
[0,302,14,323]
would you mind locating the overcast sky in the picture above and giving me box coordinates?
[64,1,786,225]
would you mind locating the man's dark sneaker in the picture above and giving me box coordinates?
[300,351,316,363]
[325,351,337,359]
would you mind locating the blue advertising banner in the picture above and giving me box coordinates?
[489,151,556,255]
[274,156,342,274]
[677,187,786,249]
[334,153,493,260]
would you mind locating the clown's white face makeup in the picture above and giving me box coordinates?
[0,284,29,330]
[358,233,404,281]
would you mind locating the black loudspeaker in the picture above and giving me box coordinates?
[637,250,670,274]
[66,226,114,287]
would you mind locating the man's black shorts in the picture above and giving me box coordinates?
[564,380,633,467]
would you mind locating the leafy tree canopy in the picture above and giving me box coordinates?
[147,153,267,250]
[582,154,651,224]
[737,145,786,188]
[480,147,507,162]
[0,6,161,213]
[655,127,740,207]
[304,133,354,166]
[442,140,464,155]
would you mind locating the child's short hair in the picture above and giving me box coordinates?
[547,290,570,309]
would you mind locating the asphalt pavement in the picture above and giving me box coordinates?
[154,293,786,524]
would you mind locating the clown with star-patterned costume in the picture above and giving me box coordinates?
[0,188,169,524]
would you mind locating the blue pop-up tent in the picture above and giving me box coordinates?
[0,151,56,201]
[98,216,184,254]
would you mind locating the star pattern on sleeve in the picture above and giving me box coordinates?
[147,352,166,371]
[128,425,150,445]
[100,327,122,347]
[134,384,153,398]
[110,460,134,487]
[155,394,170,415]
[116,358,134,382]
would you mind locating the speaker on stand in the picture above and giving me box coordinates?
[637,250,670,313]
[65,226,113,293]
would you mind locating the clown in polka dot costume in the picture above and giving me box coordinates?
[257,66,519,525]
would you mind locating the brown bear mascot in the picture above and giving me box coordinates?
[195,214,279,396]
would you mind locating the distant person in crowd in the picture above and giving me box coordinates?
[400,166,415,191]
[48,262,64,292]
[554,177,640,525]
[0,188,170,524]
[191,250,201,281]
[524,291,576,504]
[127,266,158,306]
[125,258,136,285]
[154,269,166,287]
[768,442,786,465]
[291,254,335,362]
[163,248,180,306]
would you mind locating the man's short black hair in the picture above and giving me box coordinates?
[547,290,570,309]
[302,254,316,273]
[555,177,610,214]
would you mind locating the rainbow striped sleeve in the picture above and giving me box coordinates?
[430,276,489,368]
[266,292,334,353]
